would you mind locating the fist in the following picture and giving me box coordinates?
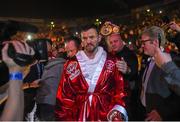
[154,48,172,67]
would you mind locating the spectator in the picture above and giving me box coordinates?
[64,36,81,58]
[35,55,66,120]
[169,21,180,51]
[140,26,180,121]
[23,39,52,121]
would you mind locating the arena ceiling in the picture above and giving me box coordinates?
[0,0,177,19]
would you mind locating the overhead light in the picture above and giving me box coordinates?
[159,10,162,14]
[51,21,54,25]
[146,9,150,12]
[27,35,32,40]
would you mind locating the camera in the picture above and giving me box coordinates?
[0,20,38,62]
[0,20,51,87]
[27,38,52,62]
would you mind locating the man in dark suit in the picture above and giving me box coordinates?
[140,26,180,121]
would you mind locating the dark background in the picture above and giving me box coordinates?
[0,0,164,19]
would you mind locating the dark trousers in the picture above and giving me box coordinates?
[36,103,55,121]
[24,88,37,120]
[128,89,146,120]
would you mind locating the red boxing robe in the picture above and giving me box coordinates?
[55,50,127,121]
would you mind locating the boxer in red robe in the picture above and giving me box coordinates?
[55,24,128,121]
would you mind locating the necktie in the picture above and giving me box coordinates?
[142,60,150,83]
[141,59,155,106]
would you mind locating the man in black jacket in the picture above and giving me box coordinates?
[169,21,180,51]
[101,22,139,120]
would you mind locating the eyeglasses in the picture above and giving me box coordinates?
[140,39,152,45]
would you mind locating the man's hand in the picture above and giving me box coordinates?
[169,21,180,32]
[116,58,130,74]
[154,47,172,68]
[145,110,162,121]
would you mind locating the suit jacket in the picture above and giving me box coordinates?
[145,62,180,120]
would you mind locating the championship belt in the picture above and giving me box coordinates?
[100,21,120,36]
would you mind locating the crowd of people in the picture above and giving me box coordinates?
[0,11,180,121]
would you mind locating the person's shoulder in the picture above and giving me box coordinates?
[124,46,136,55]
[66,56,77,62]
[106,53,117,62]
[64,56,78,67]
[122,46,137,61]
[170,52,180,67]
[45,58,66,68]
